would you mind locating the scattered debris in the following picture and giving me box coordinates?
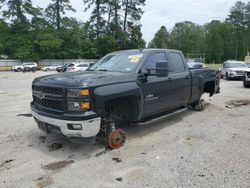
[17,113,32,117]
[141,152,146,155]
[198,174,205,177]
[226,100,250,108]
[225,105,233,109]
[37,176,53,188]
[0,159,15,168]
[0,159,15,169]
[39,136,46,143]
[181,156,184,159]
[186,137,191,140]
[68,154,74,159]
[116,177,123,182]
[36,176,44,181]
[155,156,160,159]
[48,143,63,151]
[42,160,74,171]
[95,147,112,157]
[112,157,122,163]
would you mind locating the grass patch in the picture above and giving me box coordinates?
[0,66,12,71]
[206,64,221,69]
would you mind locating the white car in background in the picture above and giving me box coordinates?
[221,60,250,80]
[12,63,37,72]
[67,63,90,72]
[42,64,61,71]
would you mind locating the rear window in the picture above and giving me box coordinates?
[168,52,185,72]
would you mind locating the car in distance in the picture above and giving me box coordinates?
[42,64,61,71]
[56,64,70,72]
[187,62,206,69]
[221,60,249,80]
[31,49,220,149]
[12,63,37,72]
[67,63,90,72]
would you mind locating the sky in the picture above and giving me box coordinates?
[32,0,248,43]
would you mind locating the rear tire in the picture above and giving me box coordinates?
[17,68,22,72]
[226,73,230,80]
[243,80,249,88]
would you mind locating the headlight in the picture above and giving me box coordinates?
[228,69,235,73]
[68,101,90,111]
[67,89,89,97]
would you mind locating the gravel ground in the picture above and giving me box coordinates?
[0,71,250,188]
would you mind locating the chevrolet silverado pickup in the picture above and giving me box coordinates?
[31,49,220,148]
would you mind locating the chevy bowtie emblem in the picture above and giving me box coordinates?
[34,90,45,100]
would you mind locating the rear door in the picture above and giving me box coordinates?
[141,52,176,116]
[168,52,192,107]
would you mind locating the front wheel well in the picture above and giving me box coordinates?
[203,81,215,96]
[104,96,139,122]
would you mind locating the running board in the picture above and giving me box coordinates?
[138,107,187,125]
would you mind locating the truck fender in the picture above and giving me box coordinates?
[93,82,142,117]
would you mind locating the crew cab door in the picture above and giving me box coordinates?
[167,51,192,107]
[140,52,176,116]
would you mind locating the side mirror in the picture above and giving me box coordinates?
[155,61,168,77]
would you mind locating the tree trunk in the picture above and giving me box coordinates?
[123,0,128,32]
[15,0,26,24]
[96,0,100,38]
[56,0,61,30]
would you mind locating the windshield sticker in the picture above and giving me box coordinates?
[129,54,143,63]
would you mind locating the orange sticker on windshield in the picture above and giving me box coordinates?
[129,54,142,63]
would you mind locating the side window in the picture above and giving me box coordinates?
[144,52,167,74]
[223,63,227,68]
[168,52,185,73]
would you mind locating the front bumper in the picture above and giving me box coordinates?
[228,72,244,78]
[31,107,101,138]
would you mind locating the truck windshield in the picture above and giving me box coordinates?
[228,63,247,68]
[88,53,144,72]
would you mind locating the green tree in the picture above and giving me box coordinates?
[45,0,76,30]
[148,26,169,48]
[204,21,225,63]
[226,1,247,59]
[169,21,205,56]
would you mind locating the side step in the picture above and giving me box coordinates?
[138,107,187,125]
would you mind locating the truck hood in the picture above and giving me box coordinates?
[33,71,136,87]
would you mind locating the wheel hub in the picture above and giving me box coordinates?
[108,129,126,149]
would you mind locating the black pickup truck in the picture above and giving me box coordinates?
[31,49,220,148]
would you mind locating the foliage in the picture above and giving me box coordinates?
[0,0,249,63]
[149,1,250,63]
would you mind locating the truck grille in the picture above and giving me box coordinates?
[32,84,65,112]
[32,85,63,96]
[236,71,244,75]
[33,96,63,111]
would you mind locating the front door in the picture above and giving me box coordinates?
[140,52,176,116]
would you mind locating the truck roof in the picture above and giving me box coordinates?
[111,48,182,54]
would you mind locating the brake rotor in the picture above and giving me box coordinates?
[108,129,126,149]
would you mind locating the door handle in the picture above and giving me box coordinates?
[167,77,172,81]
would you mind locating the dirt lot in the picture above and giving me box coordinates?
[0,71,250,188]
